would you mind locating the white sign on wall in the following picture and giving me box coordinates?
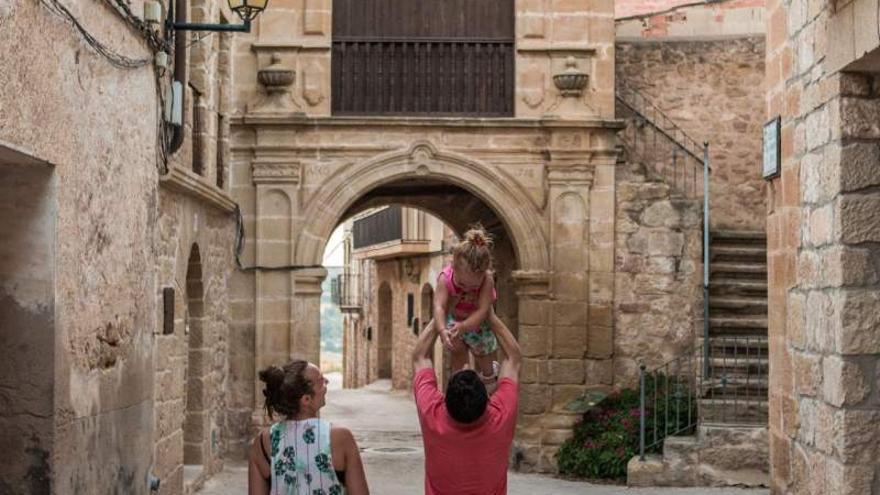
[763,116,781,179]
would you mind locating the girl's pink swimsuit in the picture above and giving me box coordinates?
[439,265,498,356]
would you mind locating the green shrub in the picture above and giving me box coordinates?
[556,375,697,480]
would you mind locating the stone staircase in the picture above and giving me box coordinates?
[702,230,769,425]
[627,426,769,487]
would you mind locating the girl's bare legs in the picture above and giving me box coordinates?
[449,337,469,372]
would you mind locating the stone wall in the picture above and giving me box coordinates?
[1,0,238,493]
[616,37,767,231]
[765,0,880,492]
[152,192,236,494]
[614,156,704,385]
[0,0,159,491]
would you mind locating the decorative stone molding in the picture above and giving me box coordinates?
[553,57,589,97]
[249,54,303,113]
[512,270,551,298]
[547,163,594,187]
[252,160,302,185]
[159,165,237,212]
[293,267,327,296]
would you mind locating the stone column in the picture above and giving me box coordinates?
[543,149,594,470]
[252,159,301,407]
[512,269,552,472]
[291,267,326,363]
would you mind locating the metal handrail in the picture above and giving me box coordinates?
[616,84,705,161]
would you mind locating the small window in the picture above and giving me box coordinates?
[407,293,414,326]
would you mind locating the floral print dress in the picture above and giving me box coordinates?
[269,418,344,495]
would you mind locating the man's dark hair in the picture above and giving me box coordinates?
[445,370,489,424]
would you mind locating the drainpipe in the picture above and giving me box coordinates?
[167,0,187,154]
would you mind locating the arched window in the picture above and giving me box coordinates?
[331,0,515,116]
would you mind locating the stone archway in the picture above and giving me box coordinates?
[294,141,549,272]
[273,141,551,368]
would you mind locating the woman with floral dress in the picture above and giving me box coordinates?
[248,360,369,495]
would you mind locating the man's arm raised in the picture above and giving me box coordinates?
[411,318,440,373]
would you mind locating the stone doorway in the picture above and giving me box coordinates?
[376,282,393,379]
[0,154,54,494]
[184,244,208,484]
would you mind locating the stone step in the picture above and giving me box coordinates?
[711,230,767,245]
[710,261,767,277]
[702,357,769,380]
[699,398,768,425]
[708,338,769,360]
[662,435,699,463]
[710,278,768,296]
[709,315,768,331]
[710,245,767,262]
[709,296,768,316]
[702,376,769,396]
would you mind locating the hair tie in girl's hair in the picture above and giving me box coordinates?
[473,235,485,247]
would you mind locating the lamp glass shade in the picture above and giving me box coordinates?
[228,0,267,20]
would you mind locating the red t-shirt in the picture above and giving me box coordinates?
[413,368,519,495]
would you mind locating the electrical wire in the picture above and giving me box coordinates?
[233,205,327,272]
[39,0,152,69]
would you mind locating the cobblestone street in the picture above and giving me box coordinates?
[197,374,769,495]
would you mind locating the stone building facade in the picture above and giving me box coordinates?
[227,0,623,472]
[0,0,237,493]
[764,0,880,493]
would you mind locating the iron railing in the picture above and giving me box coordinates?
[616,85,707,200]
[332,273,361,308]
[638,335,769,459]
[638,350,700,460]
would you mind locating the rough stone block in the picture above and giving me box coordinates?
[553,301,587,326]
[520,358,547,384]
[822,355,871,407]
[542,428,573,446]
[551,324,586,358]
[792,352,822,397]
[835,409,880,464]
[520,384,551,414]
[825,459,878,495]
[838,194,880,244]
[548,359,584,384]
[519,325,547,357]
[518,299,548,326]
[586,325,613,359]
[835,289,880,354]
[584,359,613,386]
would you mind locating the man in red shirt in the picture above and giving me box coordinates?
[411,314,521,495]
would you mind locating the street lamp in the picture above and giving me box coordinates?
[168,0,268,32]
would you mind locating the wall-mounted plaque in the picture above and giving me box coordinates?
[763,116,781,179]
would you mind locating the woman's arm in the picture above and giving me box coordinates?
[247,431,271,495]
[334,427,369,495]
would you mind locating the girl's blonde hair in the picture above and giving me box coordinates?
[452,225,494,272]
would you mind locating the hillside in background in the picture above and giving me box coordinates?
[321,266,343,353]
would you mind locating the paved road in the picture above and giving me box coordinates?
[198,374,769,495]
